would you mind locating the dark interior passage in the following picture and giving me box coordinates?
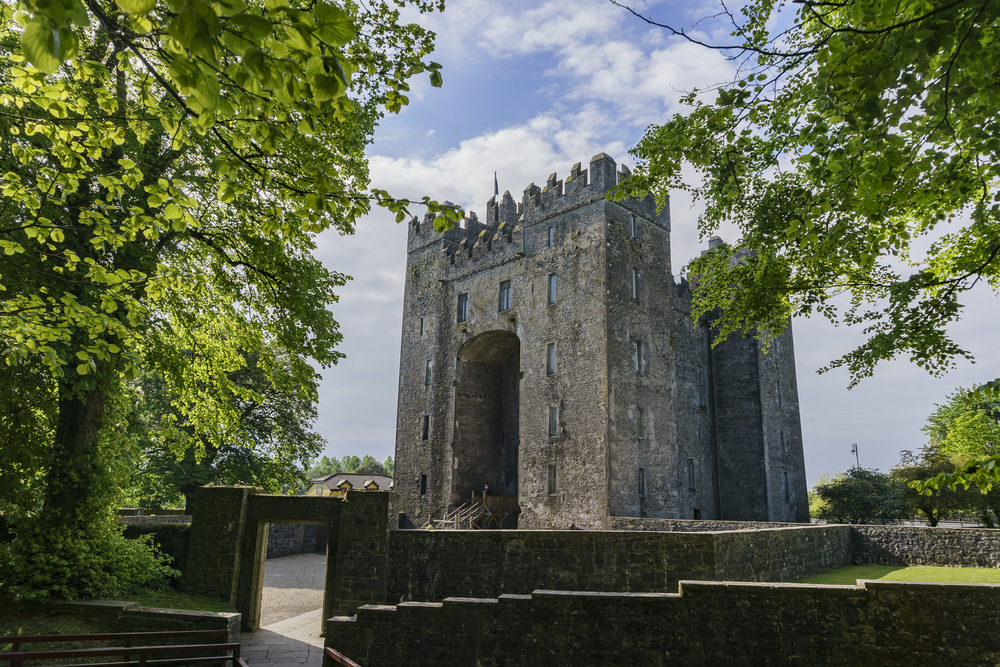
[452,330,520,505]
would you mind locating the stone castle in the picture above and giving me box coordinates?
[393,152,809,528]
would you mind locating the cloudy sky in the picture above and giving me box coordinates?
[310,0,1000,486]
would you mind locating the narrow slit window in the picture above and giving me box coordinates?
[634,340,643,375]
[777,380,783,409]
[547,226,554,248]
[686,458,696,491]
[637,407,643,439]
[424,359,432,385]
[548,406,558,437]
[630,214,639,241]
[547,274,556,305]
[499,280,511,312]
[420,474,427,496]
[631,268,640,300]
[546,343,556,375]
[780,430,786,453]
[457,293,468,323]
[548,465,558,495]
[783,471,790,500]
[639,468,646,497]
[421,415,429,441]
[419,317,424,336]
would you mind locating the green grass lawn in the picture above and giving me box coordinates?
[798,564,1000,585]
[126,588,232,613]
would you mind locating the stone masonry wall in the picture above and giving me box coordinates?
[185,486,256,600]
[328,580,1000,667]
[385,525,851,604]
[851,525,1000,567]
[610,517,800,531]
[265,523,318,559]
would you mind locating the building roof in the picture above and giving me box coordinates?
[310,473,394,490]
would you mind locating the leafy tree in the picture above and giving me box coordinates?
[124,343,325,512]
[807,472,842,519]
[891,449,973,526]
[615,0,1000,389]
[354,455,387,476]
[0,0,456,598]
[304,453,393,479]
[815,467,912,524]
[383,455,394,477]
[913,385,1000,515]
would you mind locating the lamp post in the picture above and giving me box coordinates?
[851,443,860,469]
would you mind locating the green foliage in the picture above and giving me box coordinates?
[807,472,843,518]
[617,0,1000,388]
[0,390,178,600]
[305,453,393,479]
[123,341,326,510]
[912,384,1000,512]
[798,564,1000,585]
[0,0,446,598]
[891,449,974,526]
[814,467,911,524]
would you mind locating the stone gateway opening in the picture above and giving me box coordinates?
[452,330,520,507]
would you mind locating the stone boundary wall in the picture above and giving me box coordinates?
[120,515,193,525]
[266,523,318,559]
[713,525,851,582]
[851,525,1000,568]
[610,517,801,532]
[385,525,849,603]
[327,580,1000,666]
[59,600,240,643]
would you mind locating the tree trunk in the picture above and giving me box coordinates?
[43,379,106,528]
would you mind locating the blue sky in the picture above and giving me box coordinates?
[309,0,1000,487]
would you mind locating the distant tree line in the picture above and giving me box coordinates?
[812,384,1000,526]
[306,455,394,480]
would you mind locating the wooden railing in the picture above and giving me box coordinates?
[323,647,362,667]
[0,630,244,667]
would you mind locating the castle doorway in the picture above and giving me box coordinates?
[453,330,520,507]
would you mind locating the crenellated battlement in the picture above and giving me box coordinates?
[407,153,646,271]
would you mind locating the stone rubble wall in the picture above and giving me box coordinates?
[327,580,1000,667]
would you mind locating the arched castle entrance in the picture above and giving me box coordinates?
[452,330,520,506]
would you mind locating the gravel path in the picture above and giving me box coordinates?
[260,553,326,628]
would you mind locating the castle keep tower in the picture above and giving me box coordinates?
[393,153,809,529]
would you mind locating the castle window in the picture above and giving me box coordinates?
[548,465,558,495]
[693,508,702,520]
[638,468,646,497]
[419,317,424,337]
[547,274,556,305]
[637,407,643,439]
[547,226,554,248]
[548,406,558,437]
[686,458,696,492]
[631,268,641,300]
[420,474,427,496]
[634,339,643,375]
[774,337,781,355]
[424,359,432,385]
[457,293,468,323]
[780,430,786,453]
[546,343,556,375]
[777,380,783,409]
[421,415,429,441]
[630,214,639,241]
[499,280,511,312]
[783,471,790,500]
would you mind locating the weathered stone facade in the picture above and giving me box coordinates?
[394,153,809,527]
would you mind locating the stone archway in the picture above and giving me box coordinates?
[184,487,390,633]
[452,330,520,506]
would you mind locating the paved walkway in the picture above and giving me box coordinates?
[240,608,325,667]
